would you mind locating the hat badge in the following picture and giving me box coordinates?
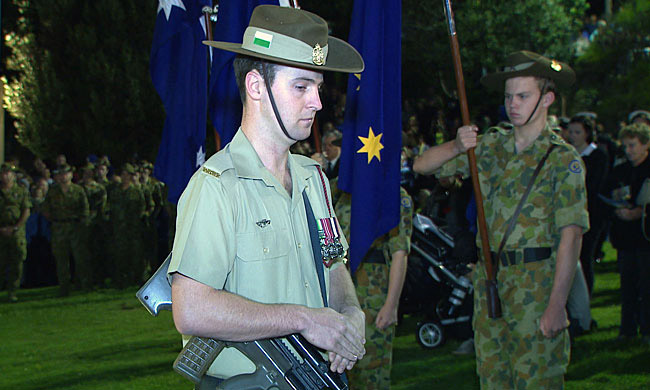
[550,60,562,72]
[312,44,325,66]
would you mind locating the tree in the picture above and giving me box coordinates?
[571,0,650,133]
[2,0,164,164]
[301,0,588,120]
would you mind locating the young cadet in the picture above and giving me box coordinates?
[414,51,589,389]
[168,5,366,388]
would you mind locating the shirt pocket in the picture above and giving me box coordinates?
[236,228,291,262]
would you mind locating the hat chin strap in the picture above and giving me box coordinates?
[263,62,298,142]
[522,79,547,127]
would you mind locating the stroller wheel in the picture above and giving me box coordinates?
[416,321,445,349]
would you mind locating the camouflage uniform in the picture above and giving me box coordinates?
[109,181,146,287]
[336,187,413,390]
[42,181,90,293]
[438,125,589,389]
[140,174,161,273]
[80,178,107,286]
[0,178,31,299]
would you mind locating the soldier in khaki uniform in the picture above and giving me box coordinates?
[42,164,90,296]
[414,51,589,389]
[0,163,31,302]
[168,6,366,388]
[335,185,412,390]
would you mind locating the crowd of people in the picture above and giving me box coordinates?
[2,5,649,390]
[0,154,171,301]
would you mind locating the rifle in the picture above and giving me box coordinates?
[136,254,347,390]
[442,0,501,318]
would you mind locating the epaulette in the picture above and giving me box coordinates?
[199,150,233,179]
[549,131,569,147]
[487,125,512,135]
[293,153,320,167]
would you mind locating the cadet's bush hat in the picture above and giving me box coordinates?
[121,163,136,174]
[203,5,364,73]
[97,156,111,167]
[574,111,598,120]
[52,164,74,175]
[481,50,575,91]
[0,162,17,173]
[81,162,95,172]
[629,110,650,123]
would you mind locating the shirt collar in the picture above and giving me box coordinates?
[228,128,313,191]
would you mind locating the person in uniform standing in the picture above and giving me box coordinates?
[79,162,107,287]
[414,51,589,389]
[0,163,31,302]
[108,163,146,287]
[168,5,366,388]
[42,163,90,296]
[335,185,412,390]
[140,161,161,272]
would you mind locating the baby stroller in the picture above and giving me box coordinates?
[400,213,475,348]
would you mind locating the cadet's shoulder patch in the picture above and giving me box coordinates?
[201,166,221,178]
[568,159,583,174]
[401,196,412,209]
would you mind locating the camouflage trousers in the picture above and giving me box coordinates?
[51,222,88,291]
[349,262,394,390]
[473,254,569,390]
[0,233,27,295]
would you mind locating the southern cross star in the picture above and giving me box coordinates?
[158,0,186,21]
[357,126,384,164]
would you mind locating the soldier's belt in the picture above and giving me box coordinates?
[490,247,551,267]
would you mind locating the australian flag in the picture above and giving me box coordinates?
[208,0,286,145]
[338,0,402,273]
[151,0,210,204]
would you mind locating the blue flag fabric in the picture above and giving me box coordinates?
[208,0,279,145]
[151,0,210,204]
[339,0,402,273]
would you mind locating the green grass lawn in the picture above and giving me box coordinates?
[1,242,648,389]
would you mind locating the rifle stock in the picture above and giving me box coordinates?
[442,0,501,318]
[136,253,347,390]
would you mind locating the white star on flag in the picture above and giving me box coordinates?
[196,146,206,167]
[158,0,186,21]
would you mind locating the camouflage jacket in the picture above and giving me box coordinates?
[0,183,31,228]
[109,184,146,226]
[42,183,89,224]
[83,180,107,220]
[336,186,413,267]
[438,125,589,251]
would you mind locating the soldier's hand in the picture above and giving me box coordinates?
[376,302,398,330]
[454,125,479,154]
[539,304,570,339]
[300,307,366,370]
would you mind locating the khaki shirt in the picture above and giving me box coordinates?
[438,125,589,251]
[168,129,347,378]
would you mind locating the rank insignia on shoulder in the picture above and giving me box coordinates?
[401,197,412,209]
[256,219,271,228]
[202,167,220,178]
[568,159,582,174]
